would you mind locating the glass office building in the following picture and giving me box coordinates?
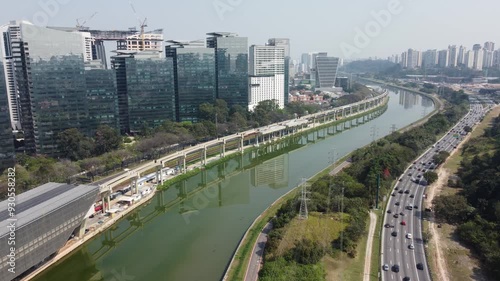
[10,23,89,156]
[112,51,175,134]
[0,61,14,169]
[314,55,339,89]
[85,67,119,134]
[166,41,216,122]
[207,32,248,109]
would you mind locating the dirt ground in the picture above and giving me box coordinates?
[425,118,492,281]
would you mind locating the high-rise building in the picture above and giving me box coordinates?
[437,49,449,68]
[493,49,500,69]
[249,45,285,110]
[473,44,482,51]
[422,49,438,68]
[465,50,474,69]
[473,48,484,70]
[0,60,14,169]
[483,50,494,68]
[301,53,311,73]
[484,41,495,52]
[267,38,290,57]
[84,62,119,134]
[1,22,23,130]
[125,29,164,52]
[314,54,339,89]
[448,45,458,67]
[10,22,90,155]
[400,51,408,68]
[166,40,216,122]
[207,32,248,109]
[267,38,290,105]
[112,50,175,133]
[457,45,467,66]
[407,49,420,69]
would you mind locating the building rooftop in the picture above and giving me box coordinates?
[206,32,238,37]
[0,183,99,237]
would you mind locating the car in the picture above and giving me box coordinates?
[395,186,399,190]
[399,212,404,216]
[395,202,400,206]
[391,231,398,237]
[418,168,421,171]
[392,264,400,272]
[410,194,415,198]
[414,205,418,209]
[408,173,412,176]
[398,178,403,182]
[383,264,389,271]
[404,190,410,194]
[391,193,396,196]
[408,244,415,249]
[403,277,410,281]
[416,263,424,270]
[407,205,413,210]
[406,233,412,239]
[401,221,406,226]
[384,223,391,228]
[417,175,422,178]
[393,214,399,218]
[398,190,404,194]
[387,209,392,214]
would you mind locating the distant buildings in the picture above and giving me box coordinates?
[448,45,458,67]
[422,49,438,68]
[437,49,449,68]
[125,29,164,52]
[0,60,14,168]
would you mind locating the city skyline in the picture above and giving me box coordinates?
[1,0,499,60]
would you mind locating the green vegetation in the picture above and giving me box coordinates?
[333,83,376,107]
[258,87,470,280]
[432,113,500,278]
[423,171,438,184]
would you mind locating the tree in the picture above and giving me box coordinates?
[93,125,121,156]
[199,103,215,121]
[424,171,438,184]
[291,238,325,265]
[58,128,94,160]
[433,151,450,165]
[464,125,472,133]
[433,195,474,224]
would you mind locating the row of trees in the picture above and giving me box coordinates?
[260,87,471,280]
[433,113,500,277]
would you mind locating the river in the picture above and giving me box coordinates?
[33,87,435,281]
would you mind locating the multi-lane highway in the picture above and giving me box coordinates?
[381,97,495,281]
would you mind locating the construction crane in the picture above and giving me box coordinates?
[129,1,148,51]
[76,12,98,30]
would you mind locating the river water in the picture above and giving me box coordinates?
[33,87,434,281]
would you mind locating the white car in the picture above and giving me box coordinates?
[409,244,415,249]
[406,233,412,239]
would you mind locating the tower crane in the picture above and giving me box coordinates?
[76,12,98,30]
[129,1,148,51]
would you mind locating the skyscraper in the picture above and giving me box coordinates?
[249,45,285,110]
[483,50,494,68]
[112,50,175,133]
[422,49,438,68]
[207,32,248,109]
[314,53,339,89]
[448,45,458,67]
[10,22,90,155]
[0,60,14,169]
[457,46,467,66]
[166,40,216,122]
[465,50,475,69]
[400,51,407,68]
[407,49,420,69]
[267,38,290,57]
[473,48,484,70]
[484,41,495,52]
[437,50,449,68]
[267,38,290,105]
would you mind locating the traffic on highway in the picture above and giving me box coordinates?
[381,97,495,281]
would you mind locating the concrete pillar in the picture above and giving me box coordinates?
[183,154,186,173]
[203,146,207,166]
[240,135,244,152]
[222,140,226,157]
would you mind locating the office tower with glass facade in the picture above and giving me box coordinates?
[166,40,216,122]
[9,22,89,155]
[249,45,285,110]
[112,50,175,134]
[314,54,340,89]
[267,38,290,105]
[206,32,248,108]
[0,61,14,169]
[85,62,119,134]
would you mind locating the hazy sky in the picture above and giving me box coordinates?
[2,0,499,60]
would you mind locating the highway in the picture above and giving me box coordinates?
[381,97,495,281]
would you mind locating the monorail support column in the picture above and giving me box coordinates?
[131,176,138,195]
[156,165,163,185]
[240,135,244,152]
[203,146,207,166]
[222,140,226,158]
[183,154,187,174]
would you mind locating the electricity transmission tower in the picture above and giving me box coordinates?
[299,178,310,220]
[390,124,397,134]
[370,125,379,142]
